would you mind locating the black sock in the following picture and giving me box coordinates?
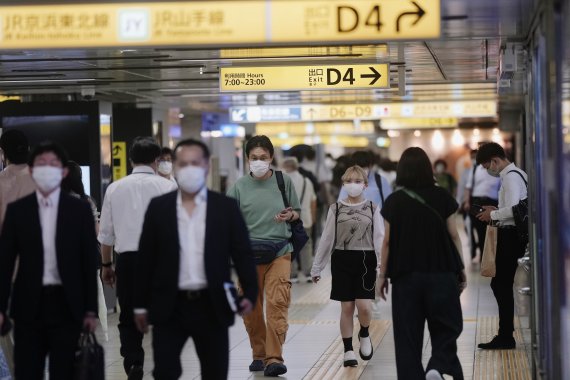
[342,337,353,352]
[359,325,370,338]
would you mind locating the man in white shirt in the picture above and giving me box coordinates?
[282,157,317,282]
[476,142,528,350]
[463,151,500,262]
[98,137,177,379]
[0,141,99,380]
[133,139,258,380]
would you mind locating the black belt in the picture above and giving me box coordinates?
[42,285,64,294]
[178,289,208,301]
[498,225,517,230]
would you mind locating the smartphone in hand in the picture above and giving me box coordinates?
[469,204,485,216]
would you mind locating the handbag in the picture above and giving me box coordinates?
[481,224,498,277]
[74,332,104,380]
[507,170,529,245]
[275,171,310,260]
[250,239,289,265]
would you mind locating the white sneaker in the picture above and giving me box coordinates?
[426,369,444,380]
[358,334,373,360]
[343,351,358,367]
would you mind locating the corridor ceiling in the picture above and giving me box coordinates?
[0,0,534,114]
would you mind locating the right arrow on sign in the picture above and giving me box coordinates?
[396,1,426,32]
[360,67,382,85]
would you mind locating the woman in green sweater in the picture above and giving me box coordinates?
[227,135,301,378]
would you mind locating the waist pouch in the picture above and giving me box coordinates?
[250,239,289,265]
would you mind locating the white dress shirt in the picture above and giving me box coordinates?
[98,166,178,253]
[490,163,528,226]
[37,188,62,285]
[177,188,208,290]
[466,165,501,199]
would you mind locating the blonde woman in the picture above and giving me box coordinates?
[311,165,384,367]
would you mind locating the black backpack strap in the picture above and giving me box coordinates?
[334,202,339,248]
[374,173,385,205]
[275,170,290,208]
[507,170,528,187]
[370,201,375,240]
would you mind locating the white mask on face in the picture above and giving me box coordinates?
[176,165,206,194]
[344,183,365,198]
[249,160,270,178]
[158,161,173,176]
[32,166,63,193]
[435,164,445,174]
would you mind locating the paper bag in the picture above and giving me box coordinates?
[481,225,498,277]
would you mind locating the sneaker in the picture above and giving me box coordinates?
[478,335,516,350]
[127,364,143,380]
[343,351,358,367]
[290,276,300,284]
[359,334,373,360]
[248,359,265,372]
[264,362,287,377]
[426,369,444,380]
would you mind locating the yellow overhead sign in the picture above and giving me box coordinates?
[256,121,375,136]
[272,135,370,148]
[219,45,389,59]
[381,117,459,129]
[112,142,127,181]
[0,1,439,49]
[220,64,389,92]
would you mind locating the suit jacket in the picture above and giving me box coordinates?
[134,190,258,327]
[0,191,99,324]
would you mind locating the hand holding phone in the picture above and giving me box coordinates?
[469,204,485,216]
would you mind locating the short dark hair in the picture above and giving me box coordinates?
[160,147,173,158]
[351,151,373,168]
[395,147,435,189]
[61,161,87,199]
[245,135,274,158]
[476,142,506,164]
[28,141,69,167]
[173,139,210,160]
[0,130,29,164]
[129,137,161,165]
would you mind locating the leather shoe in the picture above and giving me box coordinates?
[248,359,265,372]
[343,351,358,367]
[264,362,287,377]
[478,335,516,350]
[128,364,143,380]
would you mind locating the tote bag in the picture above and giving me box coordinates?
[481,225,498,277]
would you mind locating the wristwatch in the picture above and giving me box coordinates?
[101,262,113,268]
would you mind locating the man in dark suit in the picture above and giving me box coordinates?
[134,139,258,380]
[0,141,99,380]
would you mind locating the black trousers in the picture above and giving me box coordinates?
[152,293,229,380]
[116,251,144,373]
[491,228,526,337]
[392,272,463,380]
[14,286,81,380]
[469,197,498,258]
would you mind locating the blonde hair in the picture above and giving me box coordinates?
[341,165,368,184]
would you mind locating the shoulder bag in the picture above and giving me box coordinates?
[507,170,529,245]
[276,171,309,260]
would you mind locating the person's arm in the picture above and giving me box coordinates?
[288,177,302,221]
[80,201,99,332]
[227,198,258,314]
[310,206,335,281]
[0,204,19,327]
[373,207,385,272]
[307,180,317,223]
[490,174,521,222]
[98,191,116,286]
[377,221,390,300]
[447,215,467,292]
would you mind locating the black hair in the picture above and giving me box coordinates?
[0,130,29,164]
[476,142,506,165]
[160,147,173,158]
[351,151,373,168]
[434,159,448,169]
[129,137,161,165]
[28,141,68,167]
[61,161,87,199]
[245,135,274,158]
[174,139,210,160]
[395,147,436,189]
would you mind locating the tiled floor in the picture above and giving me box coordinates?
[97,216,532,379]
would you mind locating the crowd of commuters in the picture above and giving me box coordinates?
[0,129,529,380]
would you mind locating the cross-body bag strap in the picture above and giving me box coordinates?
[507,170,528,187]
[334,202,339,248]
[275,170,290,208]
[300,177,307,205]
[370,201,375,239]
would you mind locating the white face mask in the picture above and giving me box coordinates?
[486,160,501,177]
[176,165,206,194]
[158,161,173,176]
[435,165,445,174]
[249,160,270,178]
[344,183,365,198]
[32,166,63,193]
